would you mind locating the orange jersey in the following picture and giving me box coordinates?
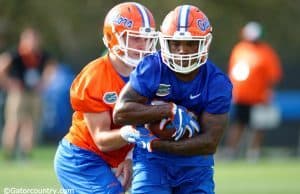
[228,41,282,105]
[65,54,132,168]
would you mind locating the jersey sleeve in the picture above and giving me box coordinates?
[205,73,232,114]
[70,64,110,112]
[129,56,160,98]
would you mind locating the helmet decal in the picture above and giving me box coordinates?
[197,18,210,32]
[113,15,133,28]
[134,2,151,28]
[177,5,190,32]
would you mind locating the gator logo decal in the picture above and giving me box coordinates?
[197,18,210,31]
[103,92,118,104]
[156,84,171,97]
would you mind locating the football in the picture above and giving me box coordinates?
[145,120,189,140]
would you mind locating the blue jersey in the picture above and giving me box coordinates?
[129,51,232,166]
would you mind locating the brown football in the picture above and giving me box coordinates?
[145,120,189,140]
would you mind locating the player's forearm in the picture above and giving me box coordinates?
[152,113,228,156]
[113,102,172,125]
[94,129,129,152]
[151,135,218,156]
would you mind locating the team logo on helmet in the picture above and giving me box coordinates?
[113,14,133,28]
[197,18,210,32]
[103,92,118,104]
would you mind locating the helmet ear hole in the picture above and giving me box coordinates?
[103,33,112,49]
[106,33,112,41]
[107,34,113,48]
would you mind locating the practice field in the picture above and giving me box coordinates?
[1,146,300,194]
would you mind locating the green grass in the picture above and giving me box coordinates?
[215,159,300,194]
[1,146,300,194]
[0,146,60,190]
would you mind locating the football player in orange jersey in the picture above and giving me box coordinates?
[224,21,282,161]
[53,2,158,193]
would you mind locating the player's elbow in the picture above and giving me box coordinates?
[191,142,217,155]
[113,102,129,125]
[196,138,219,155]
[204,143,218,154]
[113,112,128,125]
[113,107,128,125]
[205,135,221,154]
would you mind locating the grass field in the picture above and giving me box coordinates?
[1,146,300,194]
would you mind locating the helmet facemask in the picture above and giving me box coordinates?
[159,32,212,74]
[112,27,158,67]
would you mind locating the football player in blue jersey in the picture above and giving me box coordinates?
[114,5,232,194]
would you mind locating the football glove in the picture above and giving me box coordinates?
[160,103,200,141]
[120,125,158,152]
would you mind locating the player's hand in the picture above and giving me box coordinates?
[115,158,132,191]
[120,125,158,152]
[161,103,200,141]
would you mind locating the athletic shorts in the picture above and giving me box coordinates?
[54,139,124,194]
[131,158,215,194]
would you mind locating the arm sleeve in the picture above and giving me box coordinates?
[70,67,110,113]
[129,56,160,98]
[205,74,233,114]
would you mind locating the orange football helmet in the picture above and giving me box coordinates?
[159,5,213,74]
[103,2,158,66]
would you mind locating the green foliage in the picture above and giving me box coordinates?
[0,0,299,87]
